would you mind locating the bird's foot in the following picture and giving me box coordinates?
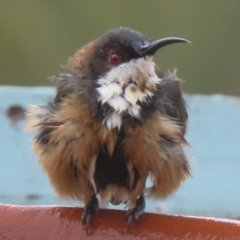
[126,195,145,229]
[82,195,99,234]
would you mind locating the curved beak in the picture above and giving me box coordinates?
[141,37,190,56]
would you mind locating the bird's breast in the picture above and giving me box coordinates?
[96,57,161,130]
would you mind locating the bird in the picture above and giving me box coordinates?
[26,27,191,229]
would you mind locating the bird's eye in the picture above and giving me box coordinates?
[109,53,122,65]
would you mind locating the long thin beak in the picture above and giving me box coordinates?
[141,37,190,56]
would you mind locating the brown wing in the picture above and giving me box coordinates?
[155,67,188,135]
[26,74,118,203]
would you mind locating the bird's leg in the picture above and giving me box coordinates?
[82,194,99,231]
[126,194,145,225]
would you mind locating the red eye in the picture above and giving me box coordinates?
[109,53,122,65]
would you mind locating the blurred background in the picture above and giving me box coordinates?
[1,1,240,220]
[1,1,240,95]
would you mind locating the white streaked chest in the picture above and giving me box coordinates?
[97,57,161,130]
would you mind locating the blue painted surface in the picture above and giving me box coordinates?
[0,86,240,219]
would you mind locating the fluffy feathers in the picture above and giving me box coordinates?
[26,27,191,226]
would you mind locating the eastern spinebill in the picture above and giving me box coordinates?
[26,27,191,228]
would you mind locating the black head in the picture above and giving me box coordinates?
[87,27,189,80]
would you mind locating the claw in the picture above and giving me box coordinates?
[81,195,99,234]
[126,195,145,232]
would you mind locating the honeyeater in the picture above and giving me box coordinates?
[26,27,191,228]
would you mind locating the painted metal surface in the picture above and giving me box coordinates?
[1,204,240,240]
[0,86,240,219]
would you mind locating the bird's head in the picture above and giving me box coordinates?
[65,27,189,130]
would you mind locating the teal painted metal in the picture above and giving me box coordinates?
[0,86,240,219]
